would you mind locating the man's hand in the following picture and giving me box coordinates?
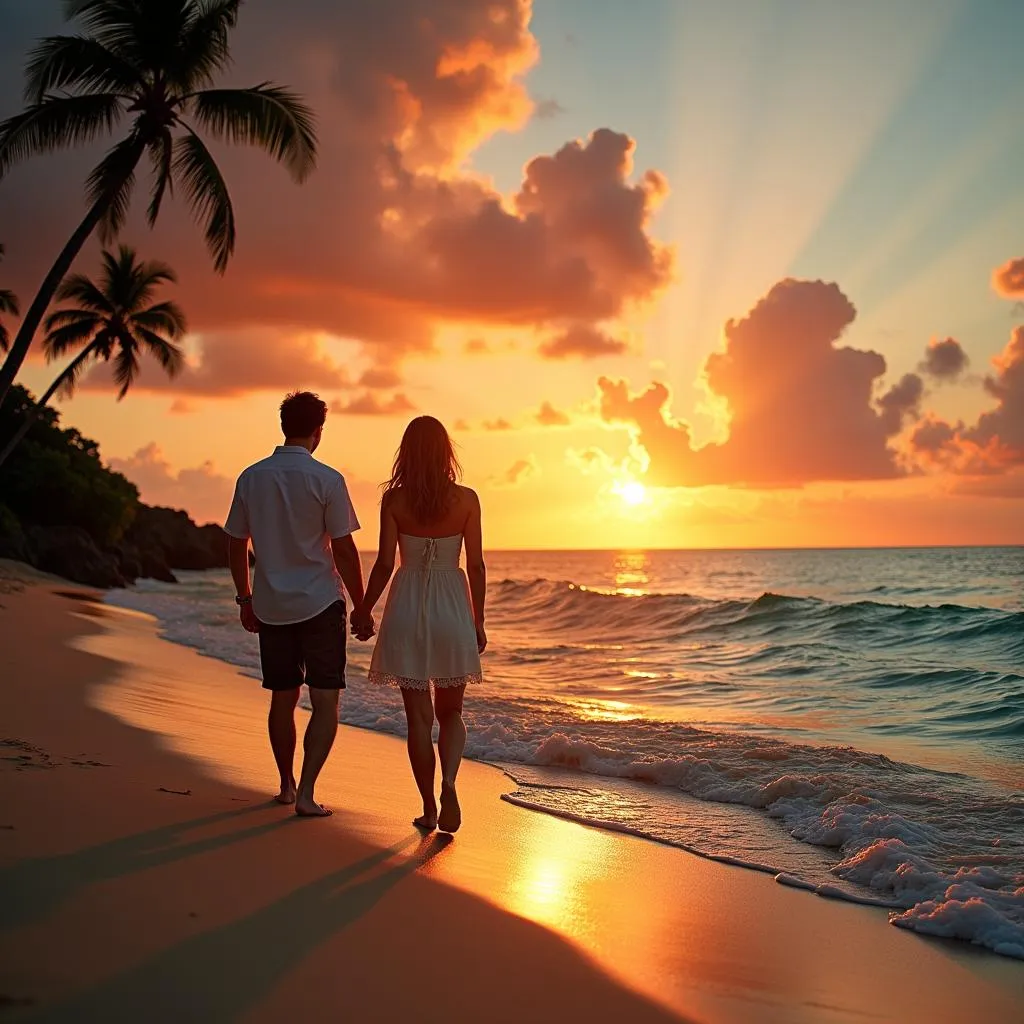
[239,603,260,633]
[475,622,488,654]
[350,608,375,641]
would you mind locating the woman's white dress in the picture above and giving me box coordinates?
[367,533,482,690]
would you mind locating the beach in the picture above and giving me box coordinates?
[1,565,1022,1023]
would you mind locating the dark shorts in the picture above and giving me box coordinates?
[257,601,346,691]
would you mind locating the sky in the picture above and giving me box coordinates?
[1,0,1023,549]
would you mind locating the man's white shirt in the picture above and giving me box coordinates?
[224,446,360,625]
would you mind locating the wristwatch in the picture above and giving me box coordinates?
[235,594,253,606]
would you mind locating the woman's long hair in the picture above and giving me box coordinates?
[383,416,462,523]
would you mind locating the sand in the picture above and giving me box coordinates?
[1,566,1022,1023]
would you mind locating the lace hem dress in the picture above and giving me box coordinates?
[367,533,482,691]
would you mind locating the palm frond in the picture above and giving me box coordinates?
[110,330,139,398]
[44,306,100,331]
[86,133,143,241]
[166,0,241,92]
[24,35,142,102]
[130,299,188,339]
[173,129,235,272]
[0,324,9,354]
[54,272,114,313]
[189,84,317,182]
[53,342,101,400]
[44,315,102,359]
[0,92,123,178]
[133,324,184,376]
[0,288,18,318]
[63,1,148,65]
[146,129,174,226]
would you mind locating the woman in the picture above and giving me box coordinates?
[352,416,486,833]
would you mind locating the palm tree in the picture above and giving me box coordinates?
[0,245,19,353]
[0,245,185,468]
[0,0,317,408]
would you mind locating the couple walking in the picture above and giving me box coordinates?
[224,391,486,833]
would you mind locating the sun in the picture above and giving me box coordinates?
[619,481,647,507]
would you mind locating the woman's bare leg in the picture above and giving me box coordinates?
[434,684,466,833]
[401,687,437,829]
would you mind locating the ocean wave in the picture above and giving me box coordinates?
[103,562,1024,959]
[484,729,1024,959]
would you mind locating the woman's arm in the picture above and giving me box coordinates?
[463,489,487,651]
[354,497,399,633]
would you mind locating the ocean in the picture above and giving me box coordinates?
[104,546,1024,959]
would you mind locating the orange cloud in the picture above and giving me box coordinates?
[992,256,1024,299]
[536,401,570,426]
[331,392,416,416]
[539,323,627,359]
[908,328,1024,479]
[108,445,233,525]
[919,337,969,381]
[598,279,915,487]
[482,417,513,431]
[1,2,671,386]
[83,330,349,397]
[492,456,538,488]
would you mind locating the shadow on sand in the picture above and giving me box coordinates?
[0,803,294,931]
[20,831,451,1022]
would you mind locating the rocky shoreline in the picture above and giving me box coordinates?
[0,504,228,588]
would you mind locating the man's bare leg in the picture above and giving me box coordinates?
[295,687,339,817]
[268,688,299,804]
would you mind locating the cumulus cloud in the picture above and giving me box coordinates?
[331,392,415,416]
[877,373,924,435]
[0,3,672,379]
[919,337,969,381]
[492,456,538,488]
[108,444,234,524]
[598,279,918,487]
[482,417,513,431]
[992,257,1024,299]
[539,323,628,359]
[908,327,1024,477]
[536,401,570,426]
[463,338,490,355]
[358,366,402,389]
[83,330,349,397]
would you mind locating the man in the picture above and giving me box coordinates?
[224,391,369,817]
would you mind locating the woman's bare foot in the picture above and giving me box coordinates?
[413,801,438,830]
[295,791,332,817]
[275,778,297,805]
[437,781,461,833]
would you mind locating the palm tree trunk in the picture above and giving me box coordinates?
[0,347,95,469]
[0,144,142,410]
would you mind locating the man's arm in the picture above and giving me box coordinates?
[227,535,259,633]
[331,534,365,609]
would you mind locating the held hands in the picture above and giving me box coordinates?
[350,607,375,642]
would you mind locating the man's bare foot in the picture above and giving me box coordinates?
[413,802,438,830]
[438,781,461,834]
[275,779,297,805]
[295,794,332,817]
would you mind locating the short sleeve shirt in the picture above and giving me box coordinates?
[224,446,360,625]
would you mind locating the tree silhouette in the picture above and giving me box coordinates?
[0,0,318,407]
[0,245,185,468]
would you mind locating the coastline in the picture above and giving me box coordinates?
[1,564,1022,1023]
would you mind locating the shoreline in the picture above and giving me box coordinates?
[1,566,1022,1022]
